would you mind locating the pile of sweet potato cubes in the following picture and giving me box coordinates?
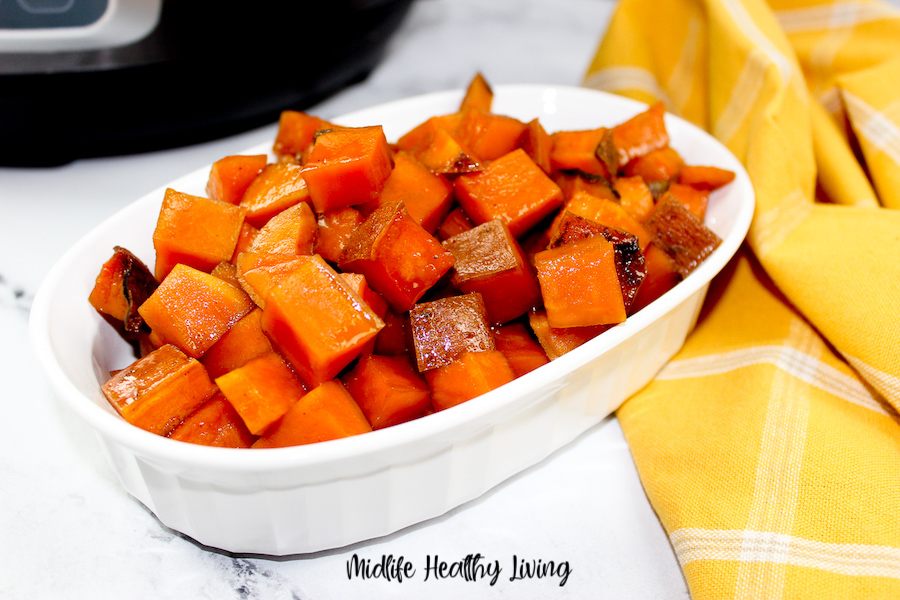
[88,74,731,449]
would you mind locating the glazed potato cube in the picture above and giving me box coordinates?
[206,154,267,206]
[339,201,455,313]
[645,192,722,278]
[239,162,311,228]
[528,310,610,360]
[442,219,541,325]
[454,148,563,238]
[167,393,257,448]
[314,206,365,264]
[424,350,515,411]
[342,354,432,429]
[492,322,550,377]
[200,307,273,379]
[101,344,218,436]
[409,292,494,372]
[152,188,247,281]
[260,254,384,388]
[138,263,254,359]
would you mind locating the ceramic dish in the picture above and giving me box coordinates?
[29,85,755,555]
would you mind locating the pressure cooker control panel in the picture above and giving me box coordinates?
[0,0,161,52]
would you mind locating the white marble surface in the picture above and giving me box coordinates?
[0,1,691,598]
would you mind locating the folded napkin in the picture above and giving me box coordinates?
[584,0,900,597]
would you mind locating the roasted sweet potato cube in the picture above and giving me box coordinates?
[442,220,541,324]
[547,212,646,314]
[455,109,527,162]
[245,200,316,261]
[677,164,736,190]
[611,101,669,167]
[235,253,305,308]
[272,110,334,162]
[215,351,309,435]
[373,309,410,356]
[554,169,619,202]
[167,392,257,448]
[152,188,247,281]
[260,254,385,387]
[101,344,218,436]
[492,322,550,377]
[437,205,475,241]
[252,380,372,448]
[667,182,710,220]
[206,154,267,205]
[551,190,651,250]
[339,201,455,312]
[630,242,681,313]
[459,72,493,112]
[239,162,311,228]
[424,350,515,411]
[339,272,389,319]
[301,125,394,213]
[534,235,626,328]
[622,146,684,183]
[549,128,611,178]
[413,127,482,175]
[314,206,365,264]
[342,353,432,429]
[230,222,259,263]
[454,148,564,238]
[516,118,553,175]
[409,292,494,372]
[138,263,254,358]
[528,310,610,360]
[200,307,274,379]
[645,192,722,277]
[613,175,656,223]
[88,246,158,338]
[362,152,454,234]
[210,260,240,288]
[395,113,463,154]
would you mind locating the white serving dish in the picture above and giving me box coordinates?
[29,85,754,555]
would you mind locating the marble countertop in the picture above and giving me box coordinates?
[0,1,690,597]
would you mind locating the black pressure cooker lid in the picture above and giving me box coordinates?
[0,0,415,166]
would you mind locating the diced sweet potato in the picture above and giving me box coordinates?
[361,151,454,234]
[210,260,240,288]
[272,110,334,162]
[338,201,455,312]
[610,101,669,167]
[412,127,483,175]
[613,175,656,224]
[239,162,311,228]
[528,310,610,360]
[101,344,218,436]
[252,380,372,448]
[235,253,305,308]
[549,128,611,178]
[442,220,541,324]
[152,188,247,281]
[459,72,493,112]
[342,353,432,429]
[301,125,394,213]
[534,235,626,328]
[395,113,463,154]
[206,154,267,205]
[547,212,646,314]
[630,242,681,313]
[138,263,254,359]
[677,164,736,190]
[425,350,515,411]
[437,205,475,241]
[667,182,710,220]
[409,292,494,372]
[645,192,722,277]
[455,109,527,162]
[200,307,274,379]
[622,146,684,182]
[88,246,158,338]
[492,322,549,377]
[260,254,385,387]
[167,392,257,448]
[314,206,365,264]
[215,351,308,435]
[454,148,564,238]
[230,222,259,263]
[516,118,553,174]
[554,169,618,202]
[551,190,651,250]
[244,200,317,261]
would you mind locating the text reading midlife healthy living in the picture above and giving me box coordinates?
[346,553,572,586]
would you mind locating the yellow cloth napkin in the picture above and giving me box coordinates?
[584,0,900,597]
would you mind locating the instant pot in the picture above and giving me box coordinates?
[0,0,415,166]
